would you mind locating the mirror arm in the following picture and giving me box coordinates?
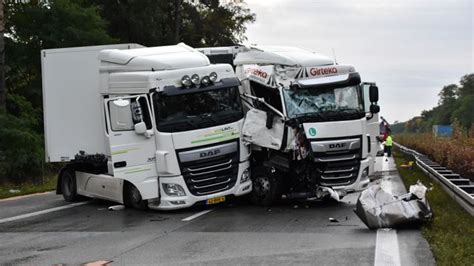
[242,93,287,120]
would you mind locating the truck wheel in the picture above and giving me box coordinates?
[61,168,80,202]
[250,166,281,206]
[124,183,148,210]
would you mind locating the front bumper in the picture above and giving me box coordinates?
[149,160,251,210]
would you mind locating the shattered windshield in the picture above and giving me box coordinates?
[153,86,243,133]
[283,85,364,120]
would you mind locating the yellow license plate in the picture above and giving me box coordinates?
[207,196,225,205]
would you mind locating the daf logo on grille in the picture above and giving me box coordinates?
[200,149,221,158]
[329,143,347,149]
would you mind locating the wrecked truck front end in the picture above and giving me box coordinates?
[238,62,379,205]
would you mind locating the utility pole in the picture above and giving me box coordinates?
[174,0,181,44]
[0,0,5,112]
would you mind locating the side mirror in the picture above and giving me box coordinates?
[370,104,380,114]
[134,121,147,135]
[369,85,379,103]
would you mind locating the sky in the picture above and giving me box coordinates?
[243,0,473,123]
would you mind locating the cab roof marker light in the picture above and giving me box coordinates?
[209,72,218,82]
[191,74,200,86]
[181,75,192,87]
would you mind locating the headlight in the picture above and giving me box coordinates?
[209,72,218,82]
[181,75,192,87]
[240,168,250,183]
[191,74,200,85]
[162,183,186,196]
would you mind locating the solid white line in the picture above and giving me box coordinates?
[0,191,55,202]
[181,209,213,222]
[374,229,401,266]
[0,201,90,224]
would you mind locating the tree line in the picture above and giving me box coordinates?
[0,0,255,183]
[391,73,474,134]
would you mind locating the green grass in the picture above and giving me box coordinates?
[393,149,474,265]
[0,175,57,199]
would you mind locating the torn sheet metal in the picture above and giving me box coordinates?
[354,182,433,229]
[242,108,284,150]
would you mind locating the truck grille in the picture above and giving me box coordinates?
[310,136,362,187]
[178,141,239,196]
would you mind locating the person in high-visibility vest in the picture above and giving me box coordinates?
[385,131,393,159]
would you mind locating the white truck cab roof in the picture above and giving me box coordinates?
[234,46,334,67]
[99,43,210,71]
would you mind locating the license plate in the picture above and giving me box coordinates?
[207,196,225,205]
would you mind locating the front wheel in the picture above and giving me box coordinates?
[123,183,148,210]
[250,166,281,206]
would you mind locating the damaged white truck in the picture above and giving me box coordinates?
[41,43,252,210]
[200,46,381,205]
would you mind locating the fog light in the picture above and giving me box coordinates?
[181,75,192,87]
[209,72,218,82]
[191,74,200,85]
[240,168,250,183]
[163,183,186,197]
[170,200,186,205]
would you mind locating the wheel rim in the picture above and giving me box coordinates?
[253,175,270,198]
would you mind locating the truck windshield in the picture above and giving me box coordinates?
[283,85,364,121]
[153,86,243,132]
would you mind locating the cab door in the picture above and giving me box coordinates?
[362,82,380,174]
[104,95,159,199]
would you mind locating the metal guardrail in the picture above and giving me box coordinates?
[394,142,474,216]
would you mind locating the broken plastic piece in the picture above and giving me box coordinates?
[108,205,125,211]
[329,217,339,223]
[354,182,433,229]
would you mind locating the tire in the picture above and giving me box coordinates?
[250,166,281,206]
[60,168,80,202]
[123,183,148,210]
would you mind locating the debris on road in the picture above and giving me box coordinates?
[329,217,339,223]
[354,181,433,229]
[107,205,125,211]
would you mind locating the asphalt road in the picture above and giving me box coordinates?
[0,157,435,265]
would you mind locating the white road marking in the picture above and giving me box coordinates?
[374,229,401,266]
[181,209,214,222]
[0,201,89,224]
[0,191,54,202]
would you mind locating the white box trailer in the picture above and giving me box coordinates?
[41,43,252,210]
[42,44,143,162]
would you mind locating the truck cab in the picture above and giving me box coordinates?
[42,43,252,210]
[199,45,380,205]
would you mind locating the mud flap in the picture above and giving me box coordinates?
[242,108,284,150]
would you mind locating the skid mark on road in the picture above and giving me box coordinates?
[181,209,214,222]
[0,201,89,224]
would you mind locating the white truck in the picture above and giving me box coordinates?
[41,43,252,210]
[199,46,380,205]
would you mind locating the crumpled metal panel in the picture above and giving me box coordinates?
[242,108,284,150]
[354,182,433,229]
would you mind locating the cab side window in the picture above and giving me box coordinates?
[108,96,153,131]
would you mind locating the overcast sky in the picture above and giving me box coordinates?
[243,0,473,123]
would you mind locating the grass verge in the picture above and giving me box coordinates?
[0,175,57,200]
[393,149,474,265]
